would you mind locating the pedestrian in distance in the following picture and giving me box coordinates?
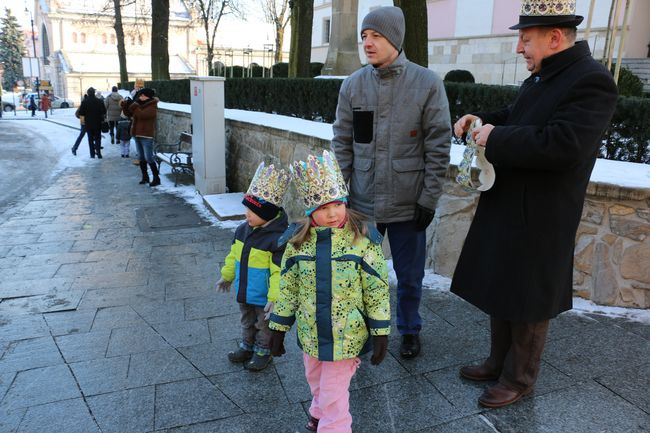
[28,94,37,117]
[71,95,88,156]
[450,0,618,409]
[116,114,132,158]
[269,151,391,433]
[40,92,50,119]
[105,86,123,144]
[124,88,160,186]
[331,6,451,359]
[216,162,290,372]
[76,87,106,159]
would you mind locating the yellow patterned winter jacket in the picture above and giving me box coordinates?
[269,224,390,361]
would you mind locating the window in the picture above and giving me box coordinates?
[102,33,107,44]
[138,35,143,45]
[130,35,135,45]
[80,33,86,43]
[110,34,115,45]
[323,18,331,44]
[72,32,77,43]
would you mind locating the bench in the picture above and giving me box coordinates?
[154,132,194,186]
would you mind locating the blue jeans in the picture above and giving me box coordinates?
[134,137,154,164]
[72,125,86,152]
[377,220,426,335]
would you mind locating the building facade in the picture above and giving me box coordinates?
[312,0,650,86]
[31,0,198,100]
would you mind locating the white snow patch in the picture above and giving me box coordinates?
[571,297,650,324]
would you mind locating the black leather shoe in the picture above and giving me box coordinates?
[400,334,421,359]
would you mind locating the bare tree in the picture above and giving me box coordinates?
[151,0,170,80]
[288,0,313,77]
[187,0,244,74]
[259,0,290,63]
[113,0,129,84]
[393,0,428,67]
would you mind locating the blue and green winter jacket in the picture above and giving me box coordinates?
[220,212,288,306]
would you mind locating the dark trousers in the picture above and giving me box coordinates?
[72,125,87,152]
[87,129,102,157]
[108,120,118,138]
[377,220,426,335]
[486,317,550,392]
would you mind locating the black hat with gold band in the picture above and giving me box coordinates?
[510,0,584,30]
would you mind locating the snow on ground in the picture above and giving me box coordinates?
[5,106,650,324]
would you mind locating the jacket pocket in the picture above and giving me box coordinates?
[391,157,425,206]
[353,110,374,144]
[350,157,375,200]
[342,307,368,358]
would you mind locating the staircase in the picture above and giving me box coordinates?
[621,58,650,93]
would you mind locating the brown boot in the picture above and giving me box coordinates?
[460,364,500,381]
[478,382,532,408]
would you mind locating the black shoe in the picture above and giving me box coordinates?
[71,148,76,156]
[245,353,272,371]
[100,146,104,149]
[228,347,253,363]
[149,177,161,187]
[139,178,149,185]
[400,334,421,359]
[97,154,102,159]
[111,137,115,144]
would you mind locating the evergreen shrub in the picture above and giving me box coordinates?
[444,69,476,83]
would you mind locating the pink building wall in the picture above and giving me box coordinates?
[428,0,457,39]
[492,0,520,34]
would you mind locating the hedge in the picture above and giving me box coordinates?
[121,78,650,163]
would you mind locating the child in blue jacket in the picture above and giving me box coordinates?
[216,162,290,371]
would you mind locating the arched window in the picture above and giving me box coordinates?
[138,35,143,45]
[102,33,107,44]
[72,32,77,43]
[110,34,116,45]
[80,33,86,43]
[130,35,135,45]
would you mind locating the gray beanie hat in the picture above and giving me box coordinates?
[361,6,405,51]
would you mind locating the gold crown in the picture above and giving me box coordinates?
[246,162,291,207]
[521,0,575,16]
[290,150,348,212]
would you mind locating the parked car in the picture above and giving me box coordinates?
[1,92,22,112]
[50,95,75,109]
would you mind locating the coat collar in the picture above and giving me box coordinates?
[528,41,591,84]
[372,51,407,79]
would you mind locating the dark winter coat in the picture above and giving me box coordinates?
[116,119,131,141]
[450,41,618,322]
[77,96,107,133]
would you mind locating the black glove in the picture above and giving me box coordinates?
[414,204,435,231]
[269,330,286,357]
[370,335,388,366]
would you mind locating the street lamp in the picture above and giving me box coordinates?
[25,7,40,95]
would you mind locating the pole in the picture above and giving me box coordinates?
[614,0,633,84]
[607,0,623,71]
[29,11,40,97]
[584,0,596,49]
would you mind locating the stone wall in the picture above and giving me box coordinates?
[155,107,650,308]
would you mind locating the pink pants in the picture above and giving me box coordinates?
[303,353,360,433]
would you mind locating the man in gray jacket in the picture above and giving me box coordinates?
[331,6,451,358]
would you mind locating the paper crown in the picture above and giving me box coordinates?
[246,161,291,207]
[290,150,348,212]
[510,0,583,29]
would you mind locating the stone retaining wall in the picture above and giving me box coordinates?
[156,107,650,308]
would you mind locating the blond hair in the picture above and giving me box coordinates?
[289,208,369,249]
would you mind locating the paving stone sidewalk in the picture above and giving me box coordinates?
[0,154,649,433]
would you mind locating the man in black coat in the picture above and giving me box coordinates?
[451,0,618,409]
[76,87,107,158]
